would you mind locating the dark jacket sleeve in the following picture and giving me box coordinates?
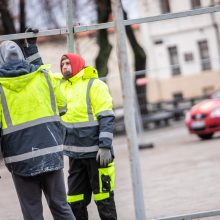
[90,79,115,149]
[97,114,115,149]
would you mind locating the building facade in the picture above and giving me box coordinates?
[140,0,220,102]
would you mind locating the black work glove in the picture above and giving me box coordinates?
[24,27,39,46]
[22,27,43,65]
[15,27,39,48]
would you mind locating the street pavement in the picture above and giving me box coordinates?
[1,121,220,219]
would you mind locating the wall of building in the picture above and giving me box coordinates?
[139,0,220,102]
[148,70,220,102]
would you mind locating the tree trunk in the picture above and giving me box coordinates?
[0,0,16,34]
[96,0,148,116]
[123,11,148,115]
[95,0,112,78]
[19,0,26,33]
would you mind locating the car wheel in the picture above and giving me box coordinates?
[198,133,214,140]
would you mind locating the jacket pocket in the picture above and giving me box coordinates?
[98,162,115,193]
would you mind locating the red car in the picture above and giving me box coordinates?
[185,90,220,140]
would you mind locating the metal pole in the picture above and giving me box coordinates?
[210,0,220,66]
[66,0,74,52]
[110,0,146,219]
[154,209,220,220]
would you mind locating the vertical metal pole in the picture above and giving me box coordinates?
[66,0,74,52]
[110,0,146,219]
[210,0,220,66]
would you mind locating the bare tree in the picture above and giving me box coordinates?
[19,0,26,32]
[42,0,61,28]
[0,0,16,34]
[96,0,148,117]
[95,0,112,78]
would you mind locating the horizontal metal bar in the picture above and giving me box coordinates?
[75,6,220,32]
[154,209,220,220]
[0,6,220,41]
[75,22,114,33]
[124,5,220,26]
[0,28,67,41]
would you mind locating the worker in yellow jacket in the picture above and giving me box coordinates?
[0,40,75,220]
[53,53,117,220]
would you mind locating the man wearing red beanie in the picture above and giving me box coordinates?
[55,53,117,220]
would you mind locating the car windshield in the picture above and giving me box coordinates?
[210,90,220,99]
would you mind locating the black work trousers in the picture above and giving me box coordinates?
[12,169,75,220]
[68,158,117,220]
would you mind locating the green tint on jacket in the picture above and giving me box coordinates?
[53,66,115,159]
[0,65,66,129]
[0,64,67,176]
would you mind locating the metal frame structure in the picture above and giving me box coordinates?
[1,6,220,41]
[1,1,220,220]
[111,0,146,219]
[155,209,220,220]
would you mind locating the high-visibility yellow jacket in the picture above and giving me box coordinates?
[53,66,115,158]
[0,64,67,176]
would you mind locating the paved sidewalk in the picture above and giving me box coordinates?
[1,122,220,219]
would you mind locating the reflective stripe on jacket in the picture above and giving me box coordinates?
[0,65,67,176]
[54,66,115,158]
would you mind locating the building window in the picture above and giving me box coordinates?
[198,40,212,71]
[168,46,181,76]
[184,52,194,62]
[173,92,184,101]
[191,0,201,9]
[160,0,170,14]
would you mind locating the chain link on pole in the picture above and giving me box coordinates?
[110,0,146,219]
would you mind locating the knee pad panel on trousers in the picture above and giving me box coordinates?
[67,192,91,207]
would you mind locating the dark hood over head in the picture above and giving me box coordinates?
[0,41,24,66]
